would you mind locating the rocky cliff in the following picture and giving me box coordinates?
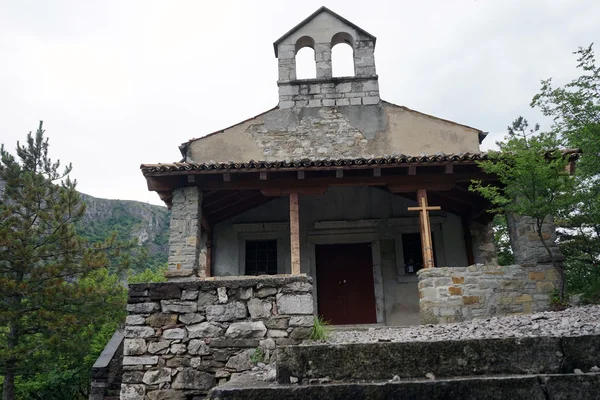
[78,193,170,268]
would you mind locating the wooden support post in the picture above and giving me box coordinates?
[407,189,441,268]
[289,193,301,275]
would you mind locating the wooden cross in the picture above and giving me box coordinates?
[407,189,441,269]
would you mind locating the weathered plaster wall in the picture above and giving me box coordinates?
[120,275,313,400]
[418,264,560,324]
[212,186,469,326]
[187,103,481,163]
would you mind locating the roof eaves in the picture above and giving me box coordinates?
[273,6,377,57]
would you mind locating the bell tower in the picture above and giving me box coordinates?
[273,7,380,109]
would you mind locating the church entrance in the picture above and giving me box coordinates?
[315,243,377,325]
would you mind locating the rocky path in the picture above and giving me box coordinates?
[322,305,600,345]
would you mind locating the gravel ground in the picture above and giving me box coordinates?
[320,305,600,345]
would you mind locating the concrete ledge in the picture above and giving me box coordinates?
[276,335,600,383]
[208,373,600,400]
[129,274,312,294]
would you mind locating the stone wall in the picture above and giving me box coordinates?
[165,187,206,281]
[418,264,560,324]
[278,77,380,109]
[120,275,314,400]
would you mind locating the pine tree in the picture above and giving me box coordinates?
[0,122,126,400]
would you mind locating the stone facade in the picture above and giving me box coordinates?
[120,275,314,399]
[418,264,560,324]
[166,187,206,280]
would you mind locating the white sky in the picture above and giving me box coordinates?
[1,0,598,205]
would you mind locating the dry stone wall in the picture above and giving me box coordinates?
[418,264,560,324]
[120,275,314,400]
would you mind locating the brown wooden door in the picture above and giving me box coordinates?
[316,243,377,325]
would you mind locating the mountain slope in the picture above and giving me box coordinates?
[77,193,170,269]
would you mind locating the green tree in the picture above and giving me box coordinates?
[471,117,573,299]
[0,122,127,399]
[531,43,600,301]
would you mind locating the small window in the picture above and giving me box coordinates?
[245,240,278,275]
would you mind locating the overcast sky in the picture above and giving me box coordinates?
[1,0,598,206]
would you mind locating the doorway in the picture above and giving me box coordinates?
[315,243,377,325]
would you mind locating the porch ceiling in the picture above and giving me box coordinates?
[145,157,497,224]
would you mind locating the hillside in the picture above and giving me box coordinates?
[77,193,170,270]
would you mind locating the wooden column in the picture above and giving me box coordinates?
[407,189,441,269]
[289,193,301,275]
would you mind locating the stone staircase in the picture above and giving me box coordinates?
[208,334,600,399]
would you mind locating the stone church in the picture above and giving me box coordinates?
[140,7,560,327]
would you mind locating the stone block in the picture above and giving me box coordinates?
[124,339,147,355]
[217,287,228,303]
[290,327,313,340]
[122,371,144,383]
[283,281,312,293]
[123,356,159,366]
[362,96,380,105]
[160,300,197,314]
[179,313,205,325]
[188,339,211,356]
[266,316,290,329]
[225,321,267,339]
[172,368,215,390]
[256,287,278,298]
[323,99,335,106]
[237,287,253,300]
[181,289,198,300]
[125,326,155,339]
[146,313,178,328]
[206,302,247,322]
[197,290,217,309]
[187,322,224,338]
[225,349,254,372]
[463,296,480,305]
[308,99,322,107]
[126,315,146,325]
[210,339,260,348]
[419,287,437,299]
[276,294,313,314]
[163,328,186,339]
[147,341,170,354]
[515,294,533,303]
[142,368,172,385]
[349,97,362,105]
[146,389,186,400]
[529,271,546,281]
[537,281,555,292]
[127,302,160,314]
[268,329,288,338]
[448,286,462,296]
[336,98,350,106]
[248,298,272,319]
[149,284,181,300]
[170,343,187,354]
[120,383,145,400]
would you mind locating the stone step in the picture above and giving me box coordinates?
[276,334,600,382]
[208,372,600,400]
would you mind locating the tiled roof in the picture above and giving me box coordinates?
[140,153,489,176]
